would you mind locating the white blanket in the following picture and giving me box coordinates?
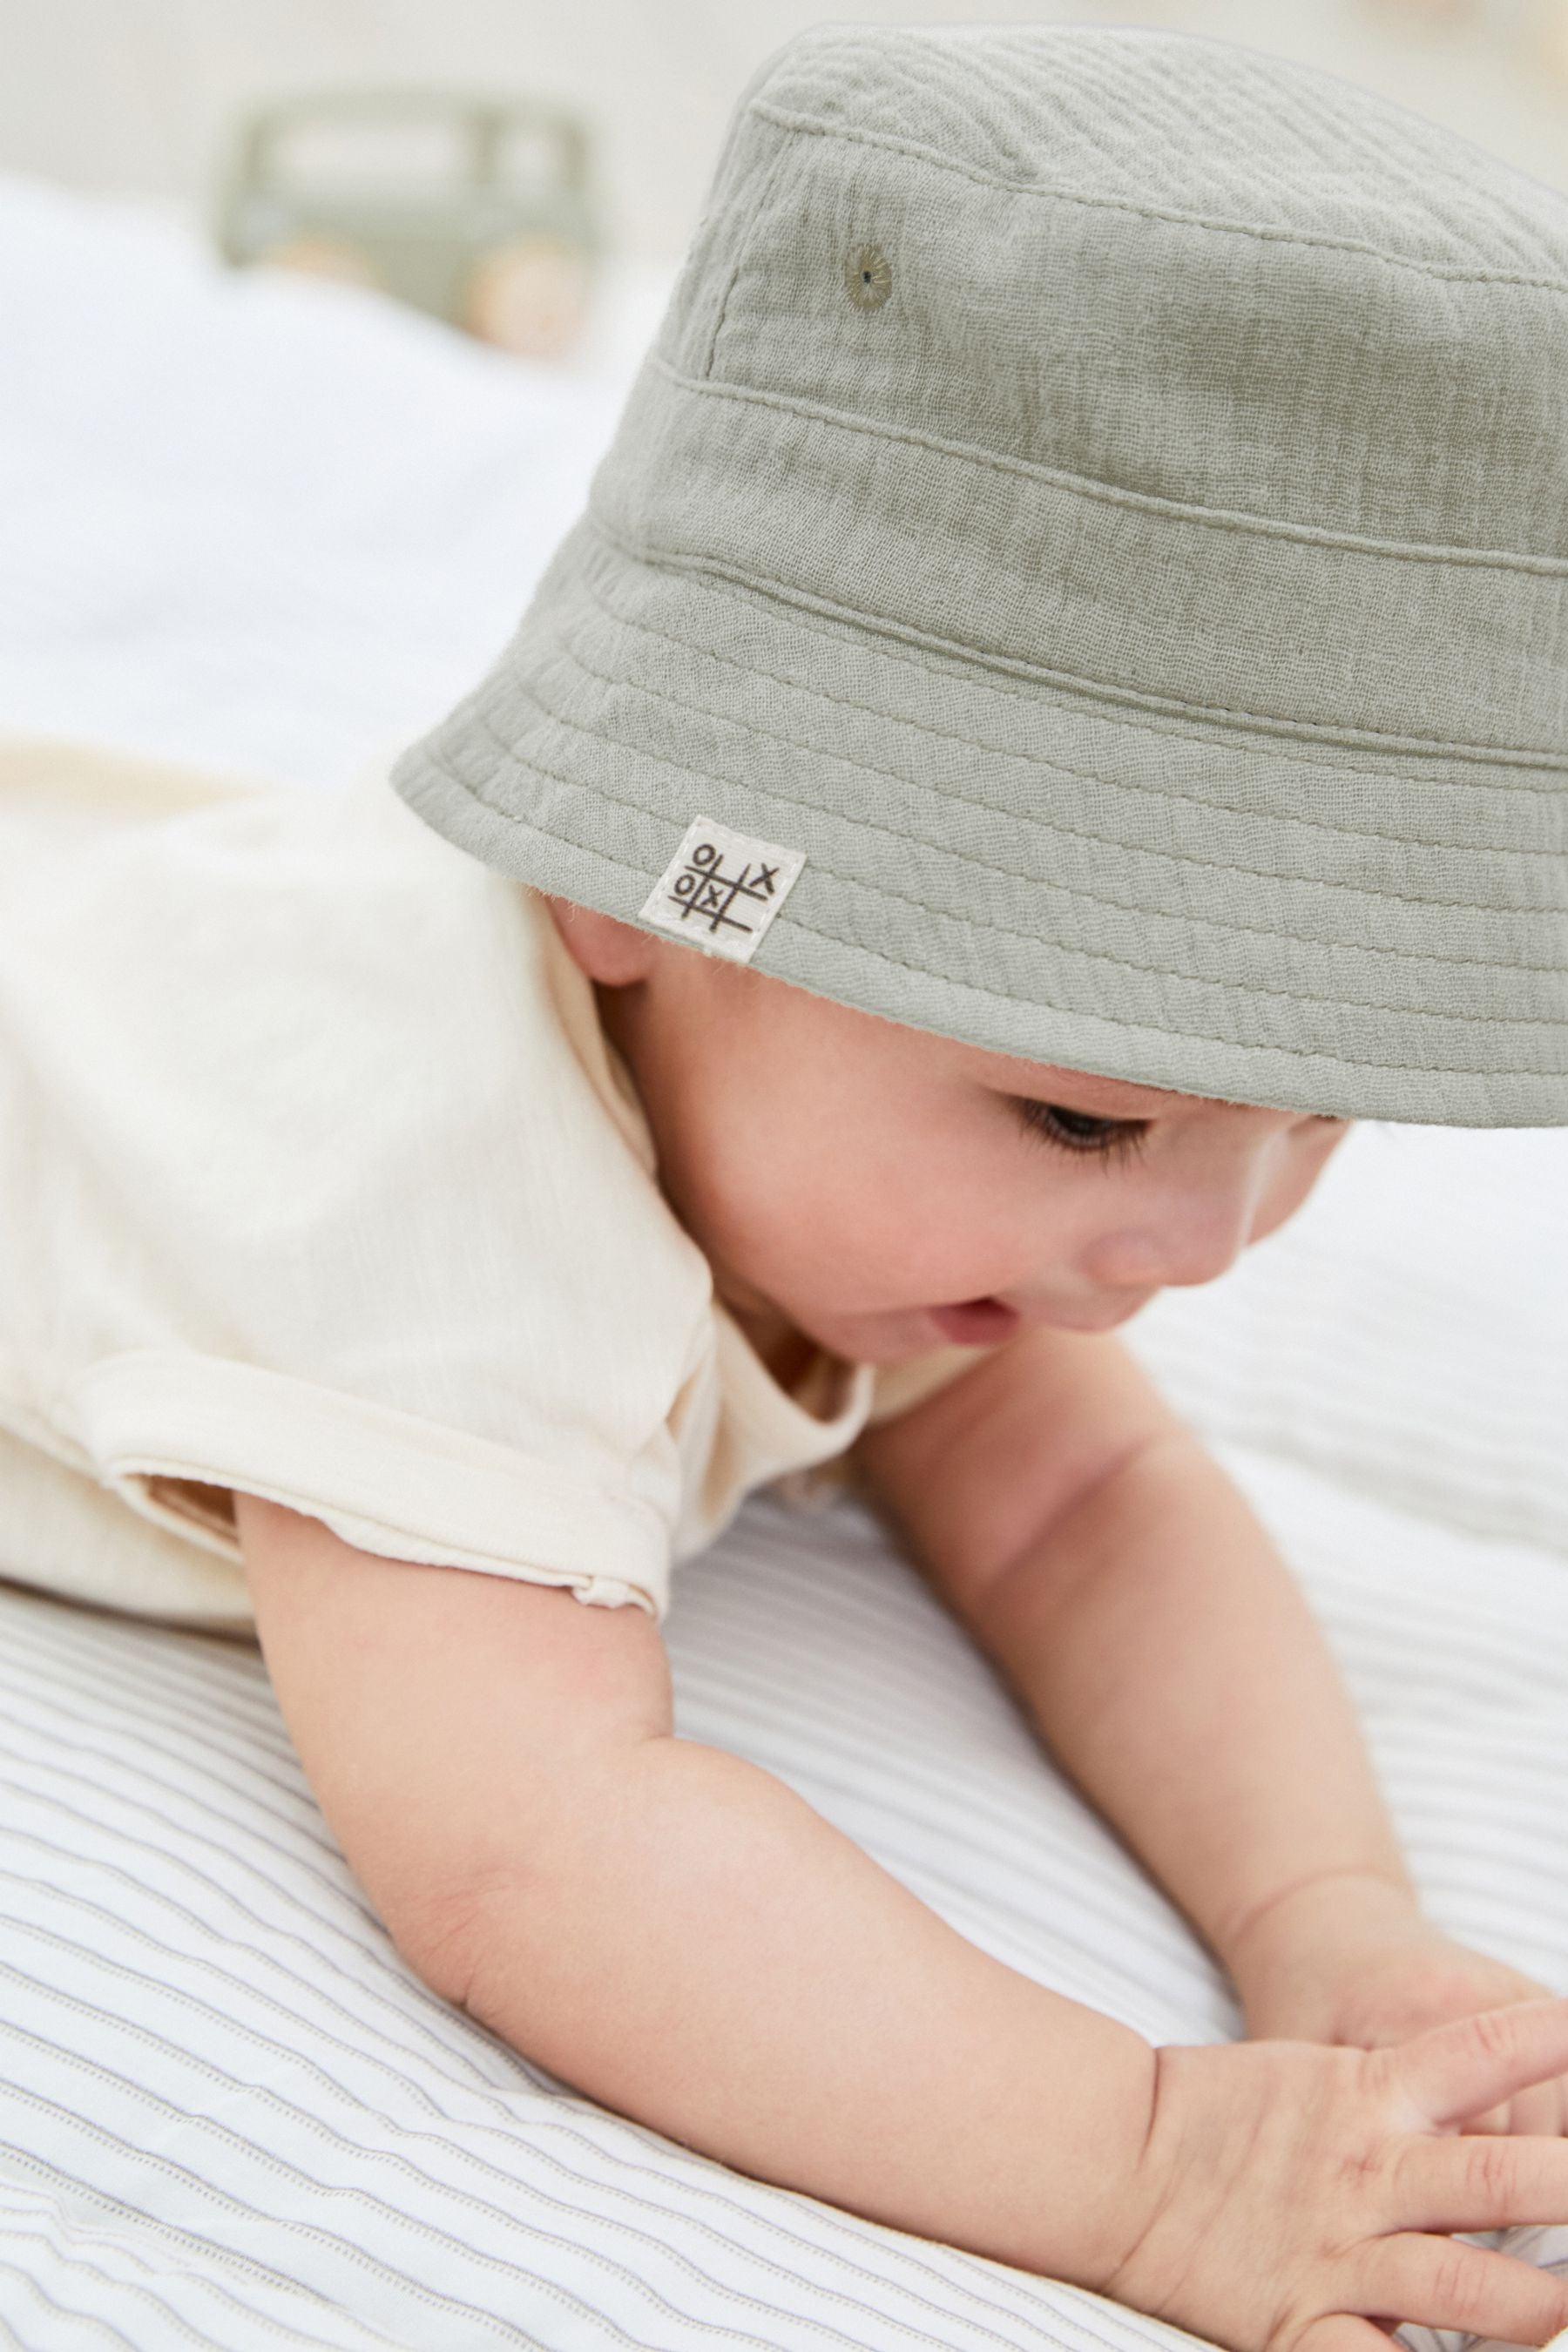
[2,175,1566,2352]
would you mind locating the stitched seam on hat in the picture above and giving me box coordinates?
[550,597,1568,936]
[416,731,1562,1072]
[589,513,1567,767]
[571,550,1568,841]
[646,357,1568,580]
[747,102,1568,298]
[700,124,794,379]
[529,617,1568,961]
[458,672,1568,1025]
[603,531,1566,787]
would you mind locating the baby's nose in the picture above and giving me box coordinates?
[1085,1206,1253,1293]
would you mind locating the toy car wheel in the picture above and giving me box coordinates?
[463,235,591,359]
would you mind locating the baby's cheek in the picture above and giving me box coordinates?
[1254,1125,1348,1241]
[848,1173,1015,1303]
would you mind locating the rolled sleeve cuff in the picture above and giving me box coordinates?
[65,1350,671,1621]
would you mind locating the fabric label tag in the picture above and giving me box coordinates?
[638,817,806,965]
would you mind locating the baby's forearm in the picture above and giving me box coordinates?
[963,1432,1418,1990]
[241,1497,1153,2279]
[432,1730,1156,2279]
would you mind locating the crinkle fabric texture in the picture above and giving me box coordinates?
[0,737,978,1632]
[394,21,1568,1129]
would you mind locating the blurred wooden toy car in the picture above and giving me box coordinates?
[215,90,603,360]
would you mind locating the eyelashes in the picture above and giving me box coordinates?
[1010,1098,1151,1168]
[1008,1098,1350,1171]
[1009,1100,1349,1167]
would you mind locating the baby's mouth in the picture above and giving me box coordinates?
[924,1296,1022,1346]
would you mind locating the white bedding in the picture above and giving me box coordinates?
[3,174,1567,2352]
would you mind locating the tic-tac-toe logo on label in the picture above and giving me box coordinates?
[639,818,807,964]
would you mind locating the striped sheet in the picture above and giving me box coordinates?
[3,1409,1568,2349]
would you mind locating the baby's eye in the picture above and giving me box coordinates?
[1010,1098,1149,1165]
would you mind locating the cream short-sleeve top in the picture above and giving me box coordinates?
[0,740,990,1632]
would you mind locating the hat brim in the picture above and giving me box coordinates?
[392,514,1568,1127]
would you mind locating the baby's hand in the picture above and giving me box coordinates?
[1100,1997,1568,2352]
[1240,1904,1568,2140]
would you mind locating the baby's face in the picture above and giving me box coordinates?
[547,899,1352,1369]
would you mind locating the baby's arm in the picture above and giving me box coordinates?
[851,1323,1421,2003]
[236,1493,1154,2279]
[237,1494,1568,2348]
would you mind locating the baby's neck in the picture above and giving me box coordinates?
[723,1297,823,1395]
[591,977,826,1396]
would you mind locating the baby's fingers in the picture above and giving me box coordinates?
[1389,1998,1568,2132]
[1359,2231,1568,2348]
[1463,2082,1568,2141]
[1506,2079,1568,2139]
[1298,2320,1405,2352]
[1392,2132,1568,2231]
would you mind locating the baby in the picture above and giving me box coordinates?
[4,21,1568,2352]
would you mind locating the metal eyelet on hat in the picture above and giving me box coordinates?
[845,244,892,308]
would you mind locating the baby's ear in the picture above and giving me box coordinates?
[541,896,658,987]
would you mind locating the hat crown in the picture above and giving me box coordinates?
[740,24,1562,265]
[393,24,1568,1128]
[657,23,1568,560]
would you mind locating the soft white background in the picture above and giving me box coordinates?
[3,0,1567,263]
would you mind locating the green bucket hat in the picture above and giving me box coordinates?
[391,21,1568,1126]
